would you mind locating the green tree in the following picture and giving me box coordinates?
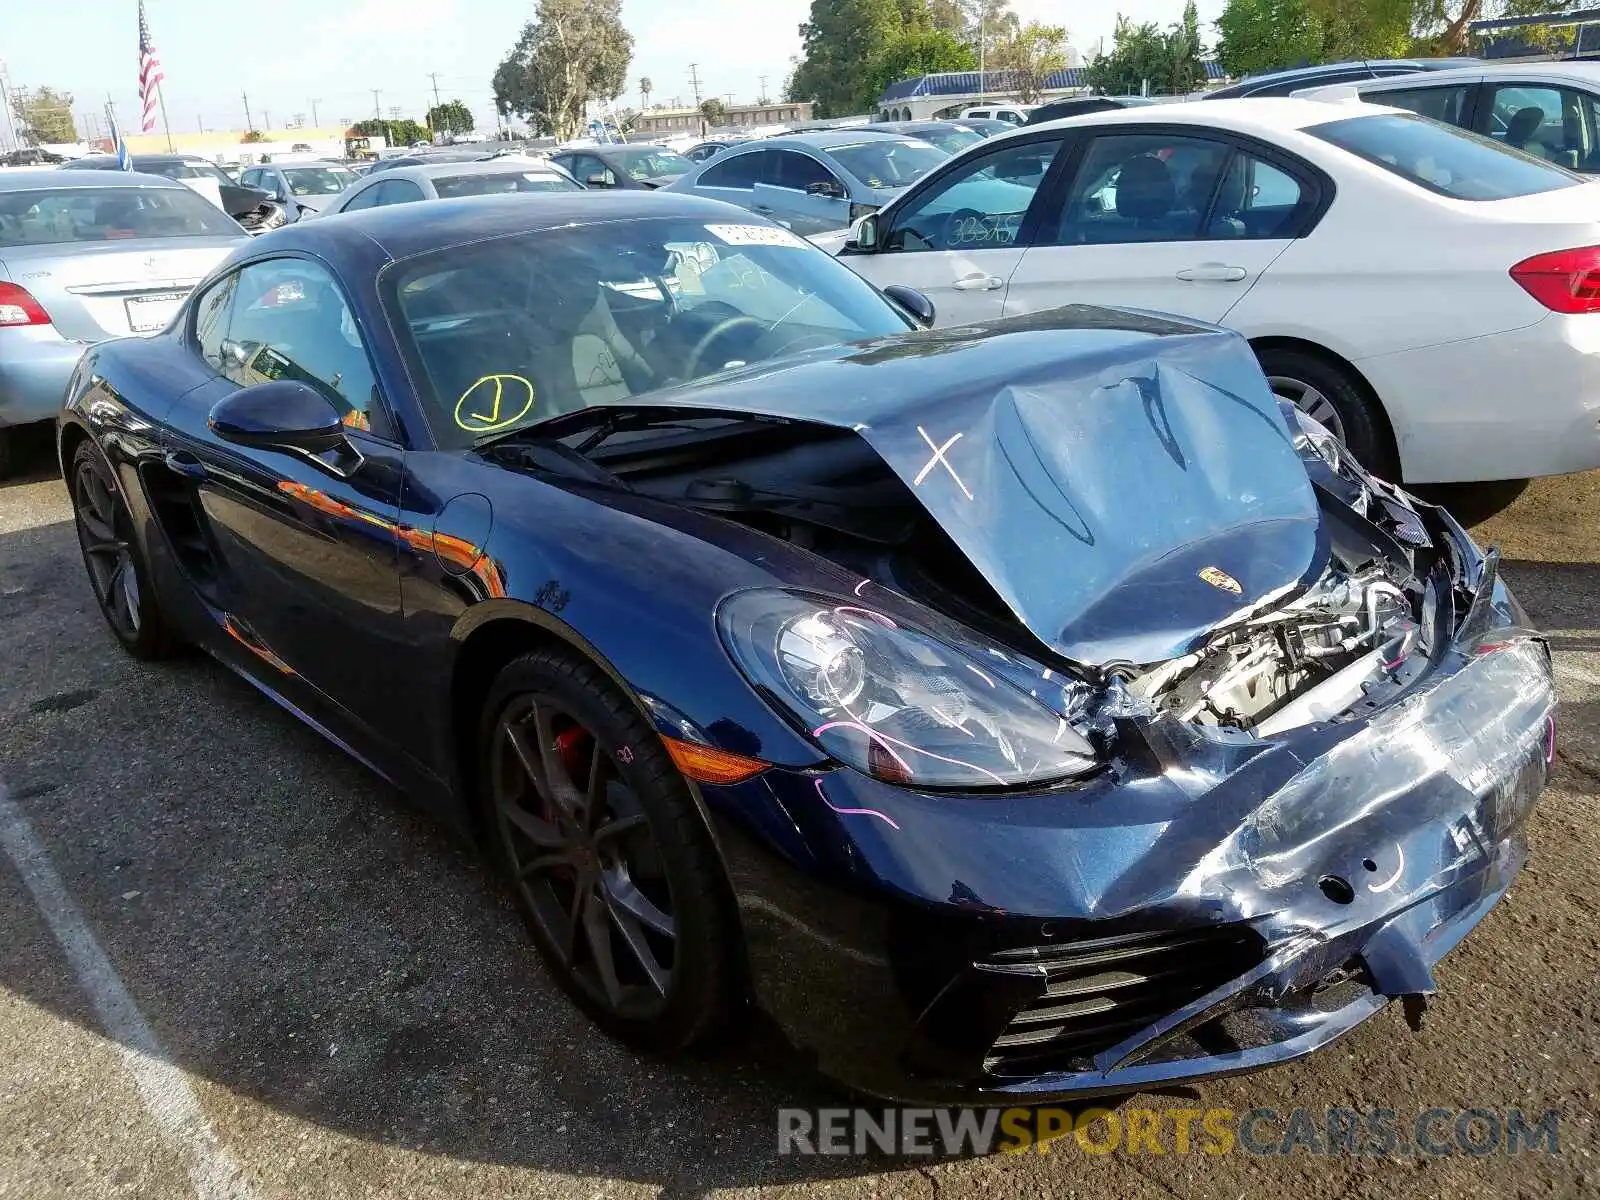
[699,98,728,130]
[789,0,905,116]
[989,21,1068,103]
[638,75,653,109]
[1215,0,1412,76]
[426,99,475,135]
[1411,0,1564,55]
[1085,13,1205,96]
[15,87,76,144]
[348,116,429,145]
[492,0,634,138]
[866,28,976,105]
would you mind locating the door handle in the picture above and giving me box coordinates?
[164,451,207,480]
[1177,263,1248,283]
[952,273,1004,291]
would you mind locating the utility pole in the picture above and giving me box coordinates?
[758,74,768,104]
[262,109,270,130]
[687,63,702,107]
[979,8,986,103]
[427,72,443,110]
[310,97,321,127]
[241,90,253,131]
[370,89,382,124]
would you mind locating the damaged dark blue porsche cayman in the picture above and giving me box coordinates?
[58,193,1556,1103]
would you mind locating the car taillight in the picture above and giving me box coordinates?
[1510,246,1600,313]
[0,281,50,327]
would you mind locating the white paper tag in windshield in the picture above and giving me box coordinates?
[704,223,807,249]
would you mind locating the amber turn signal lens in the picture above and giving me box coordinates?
[661,736,770,785]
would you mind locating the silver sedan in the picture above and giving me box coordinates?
[0,170,246,475]
[314,159,584,216]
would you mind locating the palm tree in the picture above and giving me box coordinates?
[639,76,653,111]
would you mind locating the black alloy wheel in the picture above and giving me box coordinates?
[1256,346,1399,481]
[70,442,173,659]
[481,649,740,1051]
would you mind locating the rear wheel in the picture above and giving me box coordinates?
[69,441,174,659]
[479,648,741,1052]
[1258,347,1398,480]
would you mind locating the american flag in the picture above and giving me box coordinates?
[137,0,164,133]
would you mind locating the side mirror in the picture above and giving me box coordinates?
[883,284,935,329]
[806,180,845,200]
[587,171,615,188]
[851,212,879,251]
[209,381,347,454]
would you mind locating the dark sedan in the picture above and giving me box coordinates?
[59,192,1555,1103]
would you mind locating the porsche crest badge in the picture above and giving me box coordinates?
[1199,566,1242,595]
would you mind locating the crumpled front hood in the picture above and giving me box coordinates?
[581,307,1325,665]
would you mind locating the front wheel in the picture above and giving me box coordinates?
[1257,347,1397,480]
[69,441,174,659]
[478,648,742,1052]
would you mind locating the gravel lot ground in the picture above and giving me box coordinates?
[0,428,1595,1200]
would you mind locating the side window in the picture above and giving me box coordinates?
[341,184,381,211]
[699,150,764,189]
[884,136,1066,252]
[1488,85,1599,170]
[570,155,612,186]
[769,150,839,192]
[239,168,261,188]
[372,179,425,207]
[192,272,239,369]
[221,259,383,434]
[1373,84,1473,129]
[1052,132,1232,246]
[1207,154,1306,238]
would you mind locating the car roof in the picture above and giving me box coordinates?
[1320,59,1600,91]
[1206,57,1479,97]
[0,168,186,191]
[277,190,748,260]
[1024,95,1384,137]
[747,130,904,150]
[374,160,571,182]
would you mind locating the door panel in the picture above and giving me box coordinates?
[755,151,852,234]
[159,255,408,739]
[1006,133,1303,324]
[845,135,1069,326]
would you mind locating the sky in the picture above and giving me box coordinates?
[0,0,1225,144]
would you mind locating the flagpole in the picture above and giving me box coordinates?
[156,79,173,151]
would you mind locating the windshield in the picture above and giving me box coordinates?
[283,165,356,195]
[0,186,241,245]
[383,216,912,448]
[433,171,584,197]
[141,160,235,184]
[1308,113,1581,200]
[827,139,948,188]
[613,148,694,180]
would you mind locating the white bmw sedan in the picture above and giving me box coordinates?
[829,98,1600,484]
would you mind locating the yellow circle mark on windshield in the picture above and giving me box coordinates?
[454,374,535,433]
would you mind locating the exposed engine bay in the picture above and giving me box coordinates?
[500,403,1448,743]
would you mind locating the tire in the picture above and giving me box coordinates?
[477,647,741,1053]
[69,441,175,659]
[1257,347,1399,481]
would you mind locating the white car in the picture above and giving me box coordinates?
[1295,60,1600,175]
[830,97,1600,484]
[960,104,1035,126]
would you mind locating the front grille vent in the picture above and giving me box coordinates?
[979,925,1263,1076]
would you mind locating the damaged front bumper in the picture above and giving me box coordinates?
[705,557,1556,1104]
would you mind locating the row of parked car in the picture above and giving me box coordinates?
[5,55,1600,485]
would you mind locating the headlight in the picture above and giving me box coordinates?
[718,590,1098,789]
[256,202,288,231]
[1286,404,1342,471]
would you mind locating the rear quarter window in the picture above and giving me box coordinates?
[1308,112,1582,200]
